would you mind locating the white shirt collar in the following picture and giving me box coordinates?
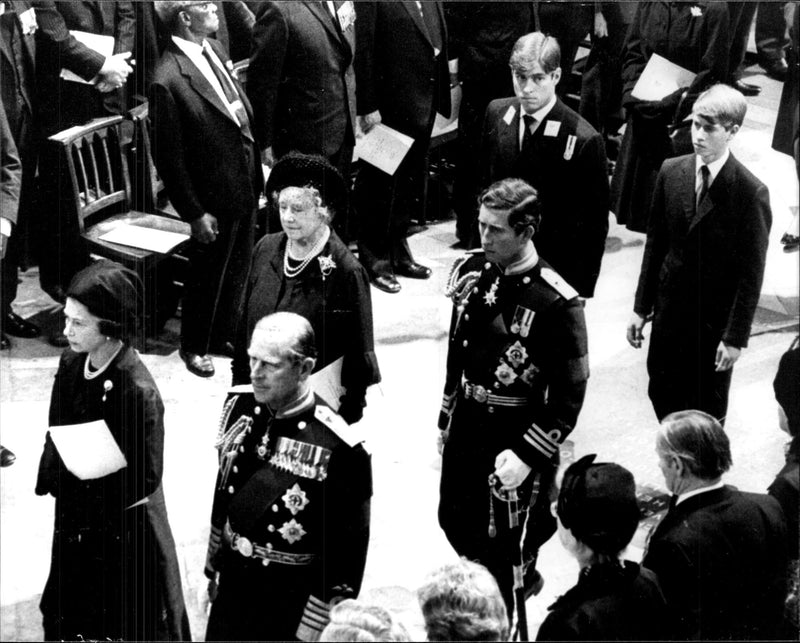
[695,147,730,186]
[519,94,557,145]
[676,480,725,506]
[504,241,539,276]
[171,34,205,56]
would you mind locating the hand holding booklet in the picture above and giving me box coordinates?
[354,123,414,176]
[49,419,127,480]
[60,30,115,84]
[631,53,697,102]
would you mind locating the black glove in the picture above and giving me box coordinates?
[338,391,366,425]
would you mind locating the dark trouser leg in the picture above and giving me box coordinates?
[728,2,759,81]
[354,162,394,275]
[453,85,489,247]
[389,136,432,266]
[757,1,790,65]
[328,139,355,244]
[182,213,252,355]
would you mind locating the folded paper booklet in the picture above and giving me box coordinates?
[354,123,414,176]
[60,30,115,85]
[310,357,345,411]
[99,224,190,254]
[49,419,127,480]
[632,53,697,102]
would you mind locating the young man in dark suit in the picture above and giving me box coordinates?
[150,0,262,378]
[480,32,609,299]
[627,84,772,423]
[644,410,788,640]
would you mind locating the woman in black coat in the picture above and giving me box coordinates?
[537,455,670,641]
[610,0,730,232]
[36,261,190,642]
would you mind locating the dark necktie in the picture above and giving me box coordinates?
[416,2,442,54]
[522,114,537,151]
[697,164,710,209]
[201,42,253,141]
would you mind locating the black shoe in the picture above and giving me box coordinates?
[0,334,9,350]
[0,446,16,467]
[761,58,788,81]
[394,260,432,280]
[4,312,40,338]
[733,79,761,96]
[179,350,215,378]
[371,272,401,294]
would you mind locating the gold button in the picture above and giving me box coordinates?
[227,485,235,494]
[464,314,470,321]
[484,262,491,269]
[261,559,270,567]
[254,406,261,415]
[523,276,531,284]
[272,505,278,512]
[298,421,307,430]
[462,340,468,347]
[488,406,495,414]
[266,543,273,551]
[268,524,275,533]
[232,465,238,473]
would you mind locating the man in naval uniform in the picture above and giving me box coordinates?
[204,311,372,641]
[438,177,589,617]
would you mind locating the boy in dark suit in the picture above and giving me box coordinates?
[627,84,771,423]
[480,32,609,299]
[644,410,788,640]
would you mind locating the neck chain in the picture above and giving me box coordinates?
[283,227,330,278]
[84,341,124,380]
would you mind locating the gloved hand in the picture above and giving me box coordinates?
[338,391,366,424]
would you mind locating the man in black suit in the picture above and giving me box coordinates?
[643,410,788,640]
[627,84,771,423]
[150,0,262,378]
[1,1,135,338]
[481,32,609,299]
[352,0,450,294]
[248,1,356,237]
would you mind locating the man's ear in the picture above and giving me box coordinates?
[521,224,535,244]
[552,67,562,86]
[671,455,685,478]
[727,123,741,139]
[299,356,316,380]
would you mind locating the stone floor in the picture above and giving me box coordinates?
[1,62,798,641]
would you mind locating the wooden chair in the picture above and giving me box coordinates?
[47,115,191,334]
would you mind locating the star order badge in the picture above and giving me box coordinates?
[278,519,307,544]
[483,277,499,307]
[282,483,310,516]
[505,341,529,368]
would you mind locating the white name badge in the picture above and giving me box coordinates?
[544,120,561,137]
[503,105,516,125]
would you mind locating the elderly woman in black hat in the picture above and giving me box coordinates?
[232,152,380,424]
[537,455,669,641]
[35,260,190,642]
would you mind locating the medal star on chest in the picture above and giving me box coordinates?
[483,277,500,306]
[282,483,310,516]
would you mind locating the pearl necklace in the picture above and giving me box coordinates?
[83,341,124,380]
[283,228,330,279]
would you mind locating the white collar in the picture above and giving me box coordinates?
[273,386,315,419]
[695,148,730,184]
[504,241,539,276]
[521,94,557,123]
[171,34,205,56]
[676,480,725,506]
